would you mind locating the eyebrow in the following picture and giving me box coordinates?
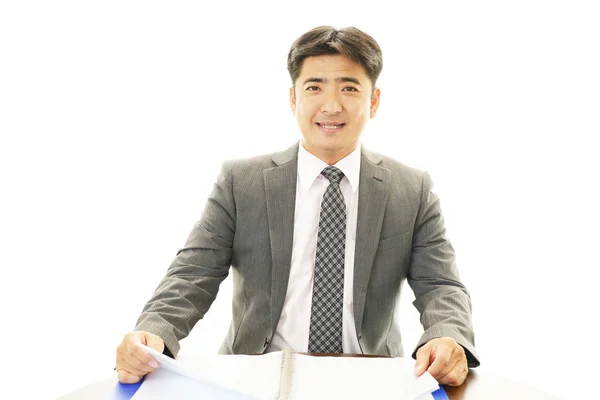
[302,76,362,86]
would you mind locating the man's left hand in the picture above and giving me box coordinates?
[414,337,468,386]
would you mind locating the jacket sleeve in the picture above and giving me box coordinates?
[407,172,480,367]
[134,161,236,358]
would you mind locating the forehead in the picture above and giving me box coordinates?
[298,54,369,80]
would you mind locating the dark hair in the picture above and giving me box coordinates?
[287,26,383,92]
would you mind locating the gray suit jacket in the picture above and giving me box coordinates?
[135,143,480,367]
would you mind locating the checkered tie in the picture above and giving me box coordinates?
[308,166,346,353]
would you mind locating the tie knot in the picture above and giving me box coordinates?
[321,166,344,184]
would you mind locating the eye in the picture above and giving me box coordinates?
[342,86,359,92]
[306,86,320,91]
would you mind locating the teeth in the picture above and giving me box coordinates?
[321,124,342,128]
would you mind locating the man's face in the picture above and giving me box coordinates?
[290,54,380,163]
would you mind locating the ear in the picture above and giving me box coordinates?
[370,87,381,118]
[289,86,296,115]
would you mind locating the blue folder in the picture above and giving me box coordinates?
[112,379,449,399]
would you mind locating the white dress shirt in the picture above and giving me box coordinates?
[266,140,362,354]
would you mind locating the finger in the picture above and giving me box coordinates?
[436,358,460,381]
[117,368,144,384]
[117,334,159,374]
[117,351,156,376]
[434,346,464,379]
[427,345,452,379]
[438,364,469,387]
[125,333,161,370]
[414,343,432,376]
[436,359,464,385]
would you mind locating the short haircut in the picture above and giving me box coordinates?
[287,26,383,92]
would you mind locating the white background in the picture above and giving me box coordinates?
[1,1,598,399]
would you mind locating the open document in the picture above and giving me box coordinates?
[132,344,440,400]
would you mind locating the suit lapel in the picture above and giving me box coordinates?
[263,143,389,339]
[353,148,390,338]
[264,143,299,333]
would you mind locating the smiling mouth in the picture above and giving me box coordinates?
[316,123,345,129]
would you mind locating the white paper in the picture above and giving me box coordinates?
[288,355,439,400]
[132,345,282,400]
[136,344,219,385]
[132,368,259,400]
[131,347,439,400]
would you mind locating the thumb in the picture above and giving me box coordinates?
[414,344,431,376]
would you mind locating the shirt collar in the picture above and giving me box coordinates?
[297,140,361,194]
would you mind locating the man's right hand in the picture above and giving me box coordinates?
[116,331,165,384]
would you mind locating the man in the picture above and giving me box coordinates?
[116,25,480,387]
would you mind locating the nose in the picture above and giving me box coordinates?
[320,91,342,115]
